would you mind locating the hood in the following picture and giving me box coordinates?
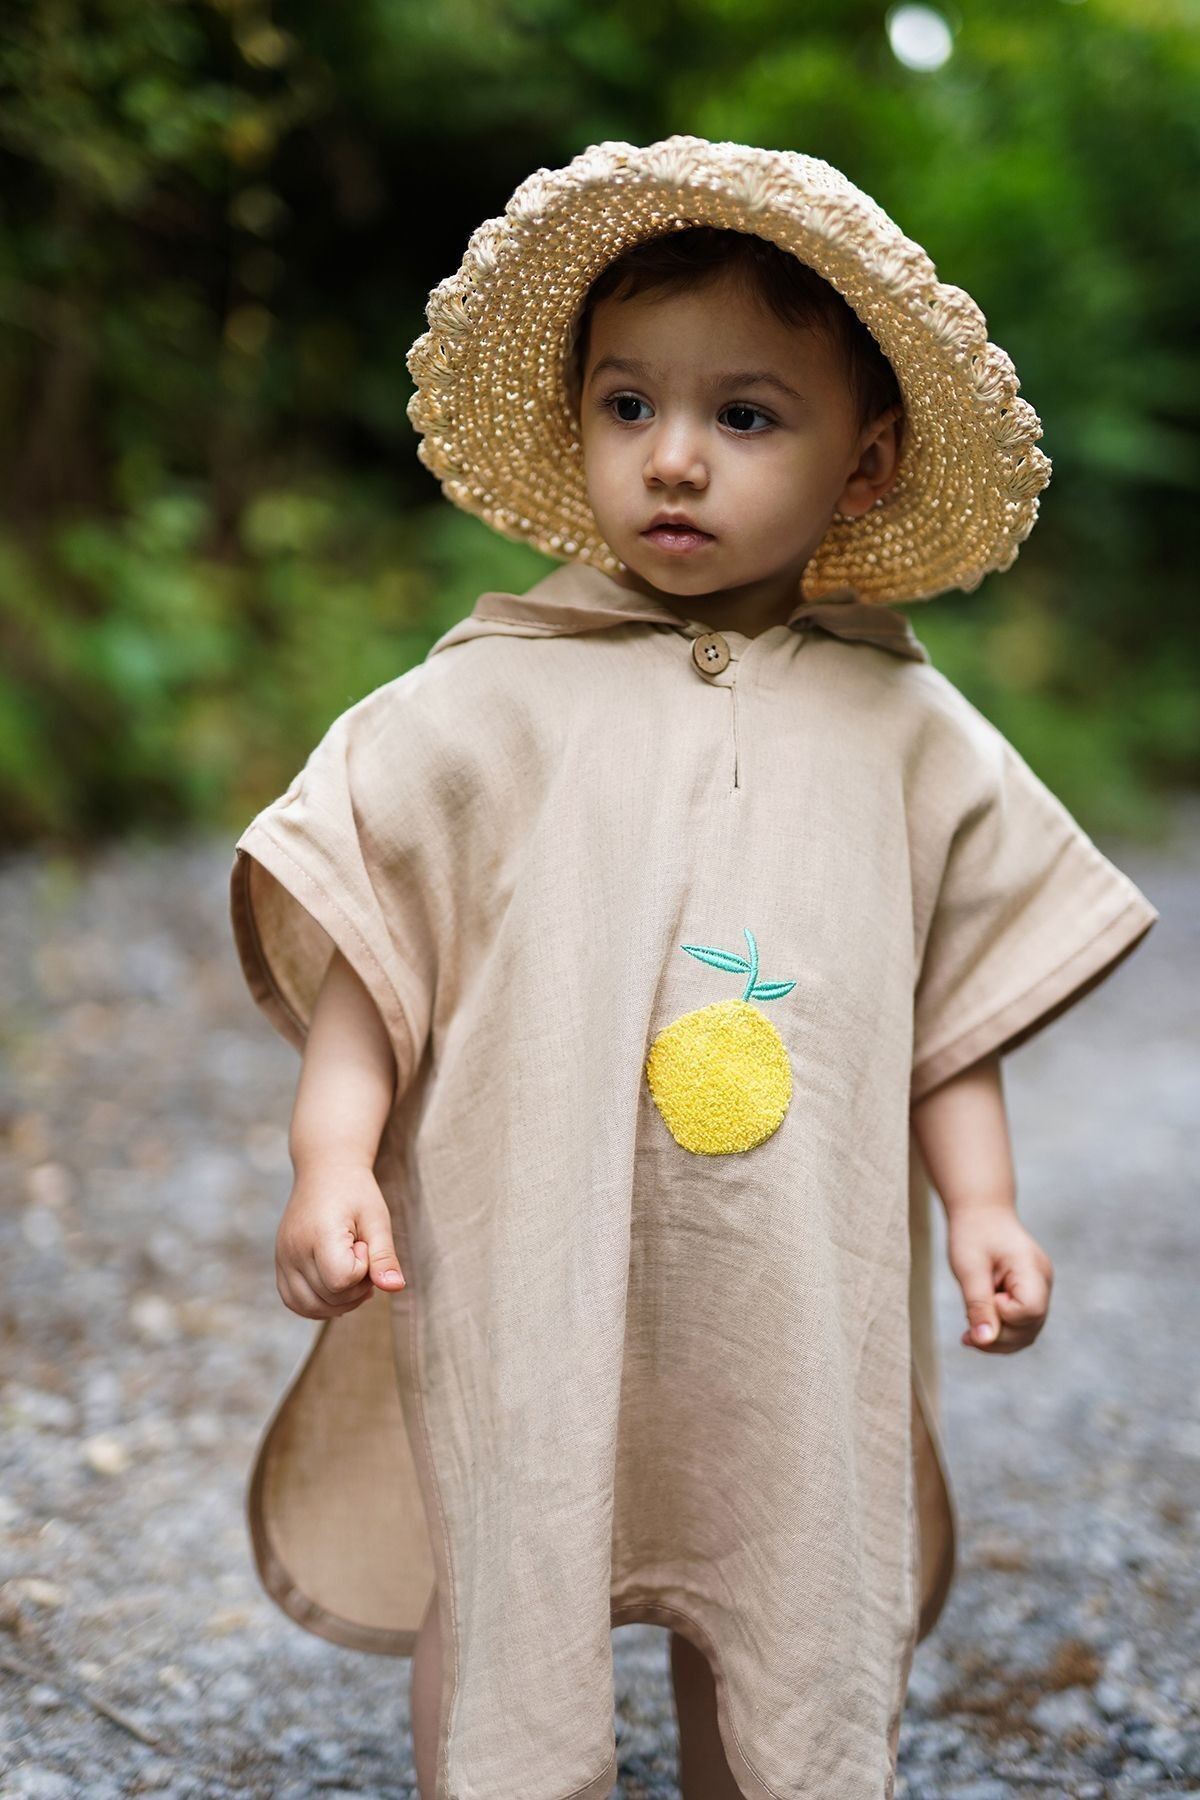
[426,563,930,663]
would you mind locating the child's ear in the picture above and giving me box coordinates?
[866,403,904,482]
[837,406,905,518]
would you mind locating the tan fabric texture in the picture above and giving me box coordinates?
[229,561,1158,1800]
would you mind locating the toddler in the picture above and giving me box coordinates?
[230,137,1158,1800]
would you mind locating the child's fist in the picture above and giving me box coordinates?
[275,1163,406,1320]
[945,1204,1053,1354]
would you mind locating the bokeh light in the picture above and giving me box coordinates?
[886,5,955,71]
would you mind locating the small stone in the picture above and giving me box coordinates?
[24,1162,73,1209]
[207,1606,252,1635]
[80,1366,122,1427]
[137,1415,179,1454]
[1168,1419,1200,1457]
[204,1666,255,1716]
[1130,1683,1183,1727]
[7,1577,67,1609]
[970,1533,1030,1572]
[1143,1724,1190,1773]
[278,1726,315,1752]
[918,1720,967,1761]
[1031,1686,1097,1734]
[311,1739,350,1767]
[184,1411,223,1448]
[129,1292,179,1343]
[130,1759,175,1791]
[83,1432,130,1475]
[3,1387,78,1432]
[20,1205,63,1253]
[158,1663,200,1700]
[1094,1677,1132,1720]
[2,1768,76,1799]
[9,1110,51,1161]
[1123,1762,1170,1789]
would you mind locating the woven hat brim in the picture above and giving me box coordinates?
[406,135,1051,605]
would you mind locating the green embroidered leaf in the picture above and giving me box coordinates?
[681,942,751,974]
[749,979,796,1000]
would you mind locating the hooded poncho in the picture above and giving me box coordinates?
[230,561,1158,1800]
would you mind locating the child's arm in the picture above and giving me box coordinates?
[911,1052,1054,1355]
[276,946,407,1319]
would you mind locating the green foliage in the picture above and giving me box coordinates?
[905,590,1190,839]
[0,480,461,839]
[1,0,1197,842]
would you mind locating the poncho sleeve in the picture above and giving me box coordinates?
[910,693,1158,1104]
[229,690,437,1087]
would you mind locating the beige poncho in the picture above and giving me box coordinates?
[230,561,1157,1800]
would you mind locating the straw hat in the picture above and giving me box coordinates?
[406,134,1051,605]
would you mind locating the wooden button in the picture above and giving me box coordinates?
[692,631,730,676]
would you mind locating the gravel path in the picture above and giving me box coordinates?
[1,803,1197,1799]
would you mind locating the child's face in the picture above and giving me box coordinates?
[577,269,900,612]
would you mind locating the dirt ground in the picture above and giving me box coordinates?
[1,804,1197,1798]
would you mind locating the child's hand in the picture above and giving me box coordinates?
[275,1163,406,1320]
[945,1203,1053,1354]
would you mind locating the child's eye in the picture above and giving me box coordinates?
[720,403,774,435]
[602,392,652,424]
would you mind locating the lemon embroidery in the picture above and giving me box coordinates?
[646,927,796,1155]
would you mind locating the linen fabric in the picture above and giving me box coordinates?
[229,561,1157,1800]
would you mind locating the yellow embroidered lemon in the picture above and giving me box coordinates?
[646,927,795,1155]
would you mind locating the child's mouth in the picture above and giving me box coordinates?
[642,526,715,554]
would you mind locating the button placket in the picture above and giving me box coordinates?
[684,628,742,790]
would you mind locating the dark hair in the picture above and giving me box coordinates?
[569,225,903,449]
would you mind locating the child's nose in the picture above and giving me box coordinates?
[644,420,709,488]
